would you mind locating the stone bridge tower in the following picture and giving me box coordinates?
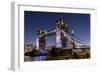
[36,28,47,50]
[56,16,68,48]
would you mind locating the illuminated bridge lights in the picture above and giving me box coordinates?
[33,16,89,50]
[37,29,47,36]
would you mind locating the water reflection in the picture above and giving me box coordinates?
[24,49,49,61]
[31,56,47,61]
[24,56,47,61]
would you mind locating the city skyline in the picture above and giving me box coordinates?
[24,11,90,46]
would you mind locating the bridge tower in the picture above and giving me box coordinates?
[56,16,68,48]
[36,28,47,50]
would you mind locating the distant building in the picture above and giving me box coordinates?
[24,44,33,53]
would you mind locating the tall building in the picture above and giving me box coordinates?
[37,29,47,50]
[56,16,68,48]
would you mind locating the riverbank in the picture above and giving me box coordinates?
[24,47,90,61]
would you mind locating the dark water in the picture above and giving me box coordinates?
[24,50,48,61]
[24,56,47,61]
[31,56,47,61]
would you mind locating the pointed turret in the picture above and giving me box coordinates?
[56,16,68,32]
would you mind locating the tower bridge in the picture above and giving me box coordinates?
[33,16,89,50]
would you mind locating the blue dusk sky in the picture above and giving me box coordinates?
[24,11,90,46]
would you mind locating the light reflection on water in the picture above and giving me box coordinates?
[31,56,47,61]
[24,56,47,61]
[24,50,49,61]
